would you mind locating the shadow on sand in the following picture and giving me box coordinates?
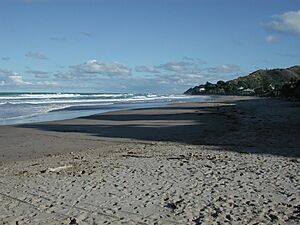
[17,98,300,158]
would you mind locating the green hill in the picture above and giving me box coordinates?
[185,66,300,100]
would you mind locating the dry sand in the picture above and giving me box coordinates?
[0,96,299,224]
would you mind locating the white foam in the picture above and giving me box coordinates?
[0,95,193,105]
[0,93,82,100]
[0,93,206,125]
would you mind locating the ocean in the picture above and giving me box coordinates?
[0,92,210,125]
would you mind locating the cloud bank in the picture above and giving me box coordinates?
[1,56,241,92]
[71,59,131,77]
[0,68,55,87]
[0,69,31,86]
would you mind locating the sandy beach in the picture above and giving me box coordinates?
[0,96,299,225]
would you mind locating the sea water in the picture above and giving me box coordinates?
[0,92,210,125]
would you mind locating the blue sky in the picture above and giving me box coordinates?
[0,0,299,93]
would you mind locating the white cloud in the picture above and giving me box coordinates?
[0,57,242,93]
[7,75,31,85]
[26,51,48,60]
[0,69,31,86]
[207,64,240,73]
[71,59,131,76]
[132,59,239,91]
[268,10,300,35]
[49,58,210,92]
[55,58,229,90]
[265,35,276,43]
[0,68,56,87]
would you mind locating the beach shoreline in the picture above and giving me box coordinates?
[0,96,299,224]
[0,93,208,126]
[0,95,299,162]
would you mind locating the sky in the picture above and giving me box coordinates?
[0,0,299,93]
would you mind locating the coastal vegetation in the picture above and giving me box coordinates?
[185,66,300,100]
